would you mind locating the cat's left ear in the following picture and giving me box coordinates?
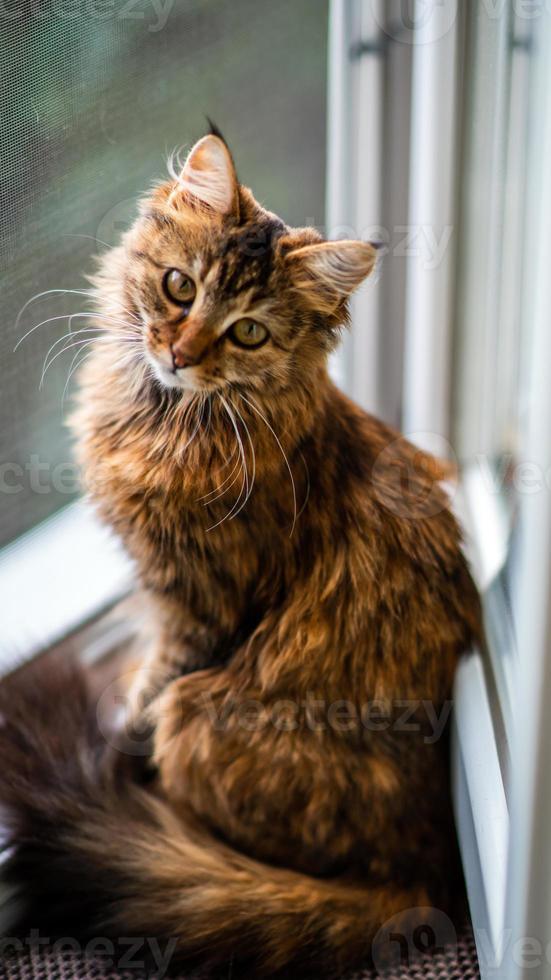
[172,134,239,217]
[286,240,377,314]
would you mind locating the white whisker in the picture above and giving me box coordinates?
[14,289,95,335]
[177,393,208,458]
[14,311,140,353]
[220,396,249,510]
[40,326,138,380]
[237,391,297,537]
[40,334,141,389]
[199,447,241,504]
[205,394,249,532]
[40,338,93,389]
[63,232,113,250]
[61,341,142,409]
[61,345,95,405]
[231,399,256,515]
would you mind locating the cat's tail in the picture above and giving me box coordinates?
[0,656,434,977]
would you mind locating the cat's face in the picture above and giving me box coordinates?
[115,134,376,396]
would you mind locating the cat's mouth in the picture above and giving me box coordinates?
[148,353,219,394]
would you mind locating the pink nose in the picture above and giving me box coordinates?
[171,344,199,370]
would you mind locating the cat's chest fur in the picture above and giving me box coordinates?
[78,392,295,633]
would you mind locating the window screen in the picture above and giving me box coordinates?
[0,0,328,549]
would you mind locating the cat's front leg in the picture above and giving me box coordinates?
[118,591,226,762]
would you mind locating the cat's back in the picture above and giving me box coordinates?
[319,382,481,645]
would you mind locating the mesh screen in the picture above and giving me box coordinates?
[0,0,328,548]
[0,927,480,979]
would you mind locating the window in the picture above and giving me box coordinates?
[453,0,540,719]
[0,1,328,673]
[5,3,551,972]
[328,0,551,975]
[0,0,328,551]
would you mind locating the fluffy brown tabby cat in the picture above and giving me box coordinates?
[0,129,481,977]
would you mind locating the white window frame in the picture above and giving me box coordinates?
[0,501,132,676]
[329,2,551,977]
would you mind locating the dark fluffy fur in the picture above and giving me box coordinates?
[0,657,445,977]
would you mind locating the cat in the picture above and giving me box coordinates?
[0,127,481,977]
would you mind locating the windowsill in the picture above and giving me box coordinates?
[0,500,134,677]
[458,465,515,735]
[452,476,512,977]
[453,652,509,970]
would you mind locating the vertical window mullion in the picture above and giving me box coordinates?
[327,0,386,415]
[401,0,461,449]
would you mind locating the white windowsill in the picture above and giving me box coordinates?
[453,652,509,974]
[452,480,512,977]
[458,466,515,738]
[0,500,134,676]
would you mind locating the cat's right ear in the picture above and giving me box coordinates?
[169,134,239,217]
[285,239,377,315]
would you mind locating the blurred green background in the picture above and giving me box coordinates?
[0,0,328,548]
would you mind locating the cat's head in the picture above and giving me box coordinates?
[111,130,376,395]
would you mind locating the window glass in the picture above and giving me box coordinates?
[453,0,537,648]
[0,0,328,549]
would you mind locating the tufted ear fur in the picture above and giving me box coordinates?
[172,134,239,216]
[286,240,377,315]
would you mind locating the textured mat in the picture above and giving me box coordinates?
[0,928,479,980]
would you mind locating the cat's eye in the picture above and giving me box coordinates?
[163,269,196,305]
[228,318,269,349]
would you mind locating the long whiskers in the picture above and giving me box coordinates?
[41,334,140,390]
[14,287,140,336]
[237,391,297,538]
[14,310,140,353]
[231,398,257,513]
[63,233,114,250]
[62,345,94,404]
[14,289,96,336]
[40,325,139,383]
[176,393,210,458]
[205,394,250,532]
[61,340,147,407]
[198,442,240,504]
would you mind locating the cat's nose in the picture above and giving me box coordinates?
[171,344,199,371]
